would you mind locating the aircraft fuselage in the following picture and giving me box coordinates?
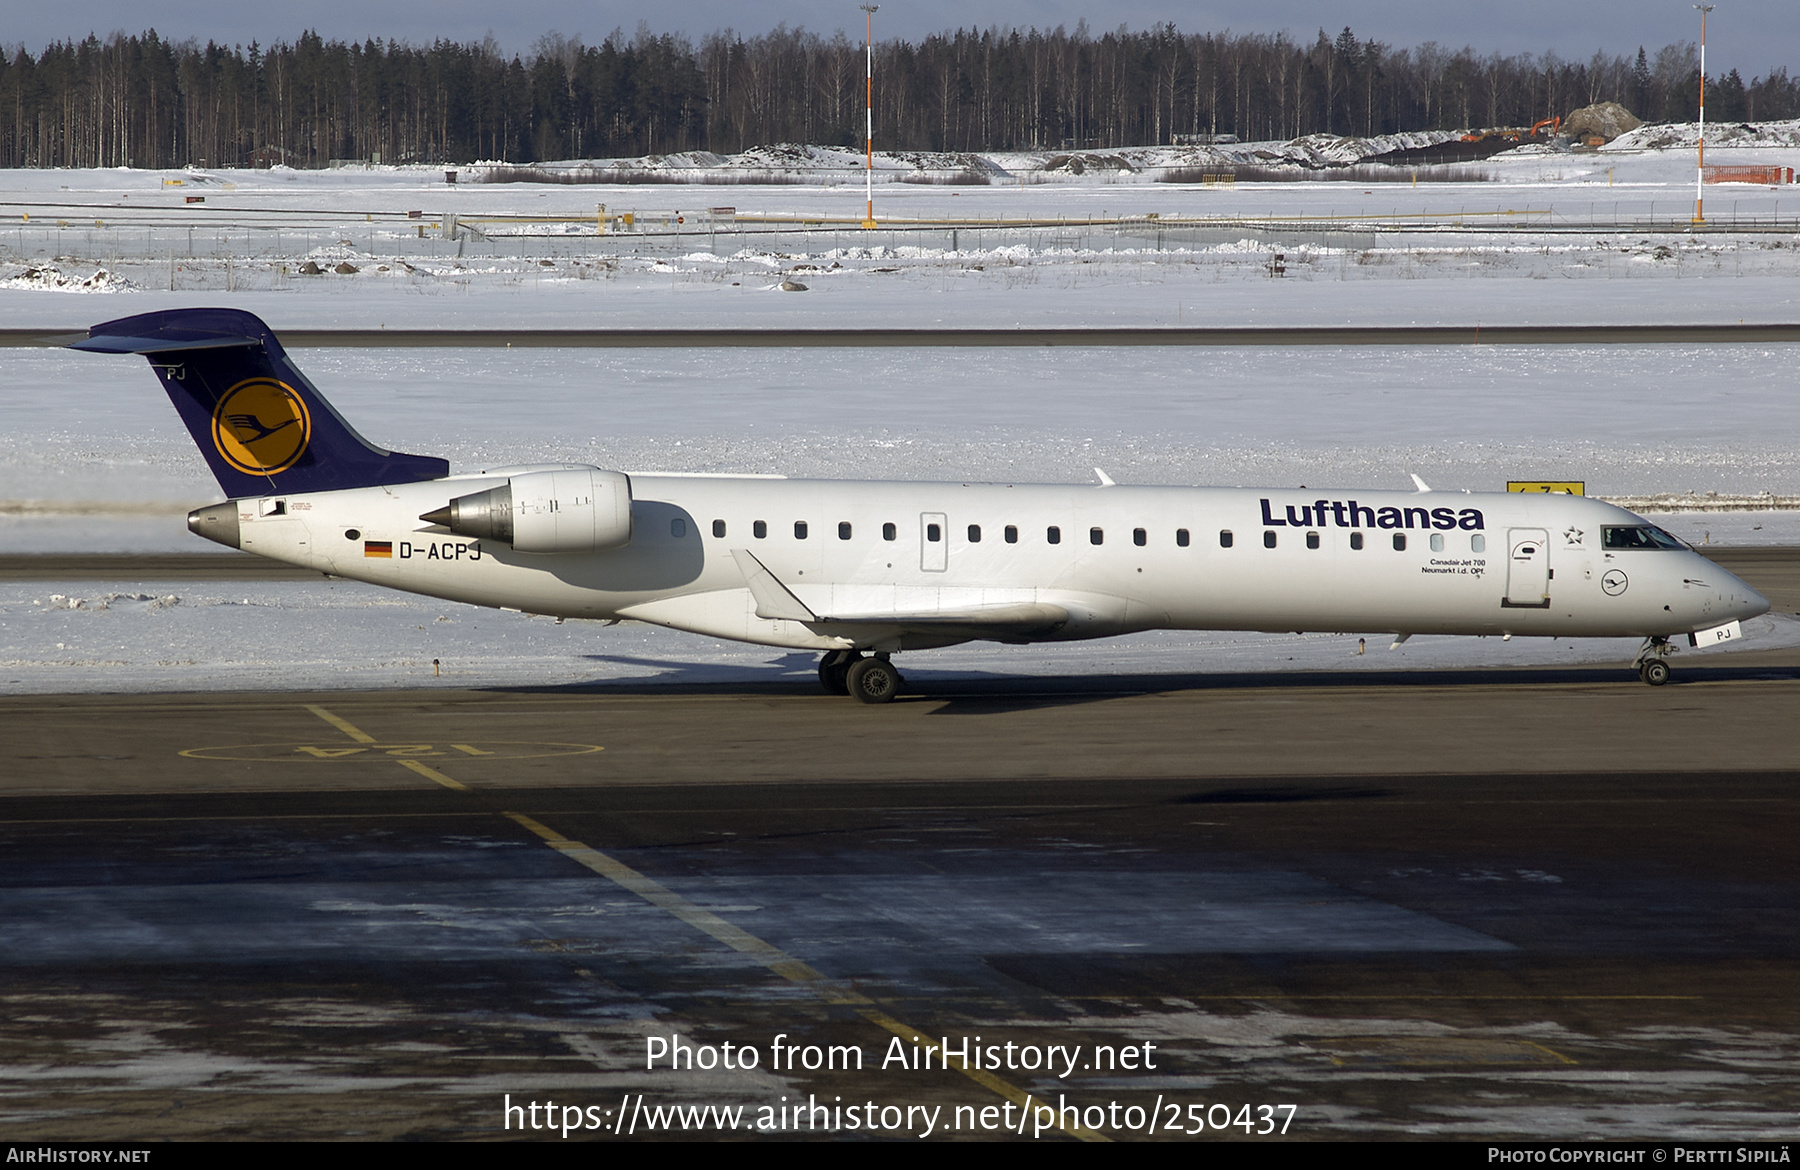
[197,473,1769,653]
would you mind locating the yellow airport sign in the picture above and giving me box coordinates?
[1508,481,1585,495]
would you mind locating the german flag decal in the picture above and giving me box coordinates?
[363,540,393,558]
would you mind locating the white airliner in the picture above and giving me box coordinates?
[77,308,1769,702]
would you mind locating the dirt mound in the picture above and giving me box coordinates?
[1043,153,1139,175]
[1565,102,1642,142]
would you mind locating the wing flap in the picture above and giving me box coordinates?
[728,550,1068,636]
[820,602,1068,633]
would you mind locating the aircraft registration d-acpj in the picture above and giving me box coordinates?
[76,308,1769,702]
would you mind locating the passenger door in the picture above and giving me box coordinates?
[1503,528,1551,608]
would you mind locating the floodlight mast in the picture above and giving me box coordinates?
[1694,4,1715,224]
[862,4,879,229]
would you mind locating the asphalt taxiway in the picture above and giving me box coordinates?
[3,661,1800,1141]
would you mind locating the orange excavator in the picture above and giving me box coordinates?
[1460,115,1561,143]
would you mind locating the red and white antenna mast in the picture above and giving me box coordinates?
[861,4,879,229]
[1694,4,1715,224]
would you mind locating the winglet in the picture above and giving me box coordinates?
[1094,467,1116,487]
[729,549,817,622]
[1410,474,1433,493]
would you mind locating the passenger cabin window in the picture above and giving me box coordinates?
[883,522,897,541]
[1176,529,1190,547]
[1133,528,1147,547]
[671,518,686,538]
[927,523,941,542]
[794,521,809,540]
[1472,534,1486,553]
[1047,526,1062,545]
[712,519,726,538]
[1005,525,1018,544]
[1219,530,1234,548]
[1264,530,1277,548]
[1090,528,1104,545]
[1602,525,1685,550]
[1393,533,1407,551]
[753,520,767,539]
[1306,531,1320,550]
[968,524,982,542]
[1350,531,1364,550]
[1430,533,1445,551]
[838,521,852,540]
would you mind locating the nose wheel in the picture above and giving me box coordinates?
[1633,637,1673,686]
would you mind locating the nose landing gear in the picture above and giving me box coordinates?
[1633,636,1674,686]
[819,650,903,703]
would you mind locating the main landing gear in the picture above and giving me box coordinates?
[818,650,903,704]
[1633,636,1674,686]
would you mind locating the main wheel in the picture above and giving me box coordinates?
[845,656,901,704]
[818,650,856,695]
[1641,658,1671,686]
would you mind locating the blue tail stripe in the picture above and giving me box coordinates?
[75,308,448,498]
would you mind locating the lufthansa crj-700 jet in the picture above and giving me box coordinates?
[74,308,1769,702]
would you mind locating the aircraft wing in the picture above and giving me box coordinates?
[729,549,1068,636]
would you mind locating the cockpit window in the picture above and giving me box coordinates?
[1602,525,1686,551]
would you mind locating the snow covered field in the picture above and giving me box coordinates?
[2,134,1797,693]
[5,124,1800,333]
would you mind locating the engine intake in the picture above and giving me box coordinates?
[421,467,632,553]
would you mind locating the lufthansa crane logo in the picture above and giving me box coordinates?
[211,378,311,474]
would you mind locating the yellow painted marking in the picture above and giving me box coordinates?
[180,740,601,762]
[503,812,1107,1143]
[400,759,469,791]
[305,704,378,743]
[305,704,471,790]
[1519,1039,1580,1065]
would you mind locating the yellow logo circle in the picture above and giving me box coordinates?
[211,378,311,474]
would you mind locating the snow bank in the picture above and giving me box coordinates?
[1606,119,1800,151]
[0,265,131,293]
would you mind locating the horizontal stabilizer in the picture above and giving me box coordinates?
[70,332,260,355]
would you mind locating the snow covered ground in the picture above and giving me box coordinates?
[5,123,1800,335]
[2,135,1797,693]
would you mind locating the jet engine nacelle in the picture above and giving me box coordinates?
[424,467,633,554]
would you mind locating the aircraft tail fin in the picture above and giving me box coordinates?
[72,308,448,497]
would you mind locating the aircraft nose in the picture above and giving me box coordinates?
[1737,582,1771,620]
[1722,569,1771,622]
